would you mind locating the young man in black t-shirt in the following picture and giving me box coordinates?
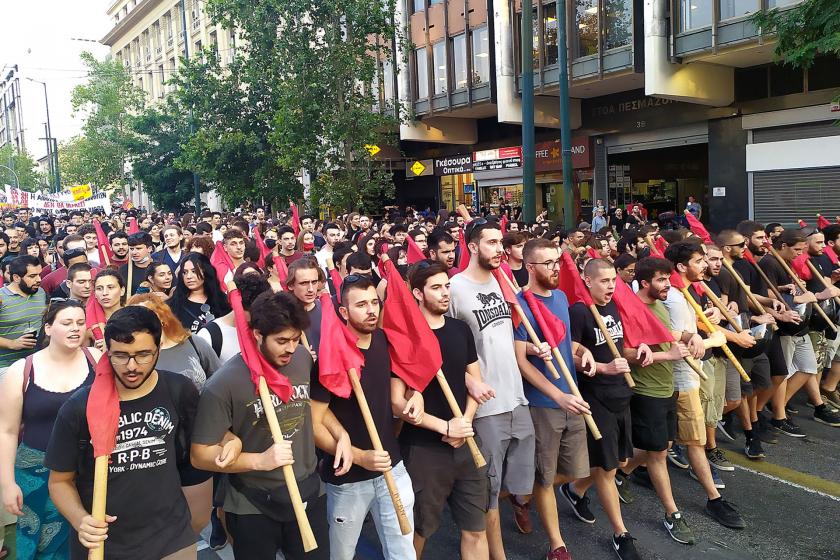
[393,261,489,560]
[46,306,211,560]
[310,276,420,560]
[817,224,840,409]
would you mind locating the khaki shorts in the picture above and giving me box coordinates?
[530,406,590,486]
[675,388,707,446]
[699,357,726,427]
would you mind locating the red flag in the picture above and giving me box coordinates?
[684,211,712,244]
[669,270,705,296]
[127,217,140,235]
[273,255,289,285]
[490,268,522,328]
[457,229,470,272]
[210,241,235,292]
[826,245,839,266]
[381,259,440,391]
[798,219,808,229]
[791,253,813,281]
[500,215,508,235]
[405,236,427,265]
[743,248,757,266]
[612,278,674,347]
[380,242,391,255]
[93,220,114,266]
[86,357,120,459]
[654,236,669,257]
[558,252,593,306]
[817,214,831,229]
[230,287,293,401]
[86,296,107,340]
[499,261,515,285]
[329,267,344,297]
[586,247,600,260]
[317,293,364,398]
[521,290,567,348]
[290,202,301,236]
[252,226,270,268]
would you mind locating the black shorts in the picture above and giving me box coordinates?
[630,393,677,452]
[767,335,789,378]
[580,384,633,471]
[402,441,489,538]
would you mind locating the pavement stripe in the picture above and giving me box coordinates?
[726,452,840,501]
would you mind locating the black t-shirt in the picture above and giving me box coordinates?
[175,299,211,334]
[399,317,477,447]
[732,257,767,297]
[118,261,151,296]
[45,371,199,560]
[511,265,529,289]
[806,253,836,293]
[758,254,793,290]
[310,329,401,484]
[570,300,631,394]
[716,267,749,316]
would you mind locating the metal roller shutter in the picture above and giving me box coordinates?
[753,167,840,226]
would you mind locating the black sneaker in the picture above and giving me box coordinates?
[615,470,634,504]
[755,416,778,444]
[631,466,653,489]
[664,511,695,545]
[612,532,641,560]
[560,483,595,524]
[744,437,765,460]
[209,507,227,550]
[706,498,746,529]
[814,405,840,427]
[716,412,737,441]
[785,404,799,415]
[771,418,806,438]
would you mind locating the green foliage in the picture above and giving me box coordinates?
[173,0,405,214]
[0,145,43,191]
[70,52,146,190]
[752,0,840,68]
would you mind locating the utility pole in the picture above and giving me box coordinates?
[27,78,60,191]
[179,0,202,214]
[521,0,536,223]
[557,0,575,230]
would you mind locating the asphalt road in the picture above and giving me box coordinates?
[200,391,840,560]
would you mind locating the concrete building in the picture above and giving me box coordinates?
[392,0,840,230]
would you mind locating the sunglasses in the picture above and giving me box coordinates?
[725,241,747,248]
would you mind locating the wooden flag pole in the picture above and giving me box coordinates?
[257,376,318,551]
[497,273,602,439]
[804,259,840,308]
[88,455,109,560]
[699,281,752,382]
[720,259,778,331]
[434,370,487,468]
[765,245,837,332]
[587,303,636,389]
[126,260,133,297]
[347,368,412,535]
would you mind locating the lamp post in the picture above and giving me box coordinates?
[521,0,536,223]
[557,0,575,229]
[25,78,61,192]
[179,0,202,214]
[0,164,20,188]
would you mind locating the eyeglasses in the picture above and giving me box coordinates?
[725,241,747,248]
[343,273,369,285]
[528,259,562,270]
[109,350,157,366]
[464,217,488,241]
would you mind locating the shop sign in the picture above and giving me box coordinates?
[473,146,522,171]
[408,159,434,177]
[582,88,728,131]
[534,138,592,171]
[434,154,473,176]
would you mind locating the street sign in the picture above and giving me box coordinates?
[410,160,427,176]
[365,144,381,156]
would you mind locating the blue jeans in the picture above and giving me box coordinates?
[325,461,415,560]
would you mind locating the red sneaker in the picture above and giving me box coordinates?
[546,546,572,560]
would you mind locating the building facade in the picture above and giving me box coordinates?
[391,0,840,230]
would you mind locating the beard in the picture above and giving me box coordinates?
[19,280,39,295]
[477,252,499,271]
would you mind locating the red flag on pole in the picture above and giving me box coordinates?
[684,211,712,244]
[669,270,705,296]
[229,287,293,401]
[586,247,600,260]
[210,241,235,292]
[490,268,522,328]
[86,296,107,340]
[817,214,831,229]
[558,252,593,306]
[405,236,427,265]
[252,226,271,268]
[86,358,120,459]
[457,229,470,272]
[329,268,344,298]
[317,293,364,398]
[93,220,114,266]
[273,255,289,285]
[791,253,813,281]
[825,245,839,266]
[798,219,808,229]
[381,259,440,391]
[290,202,301,237]
[612,278,674,347]
[743,248,757,266]
[500,215,508,235]
[127,218,140,235]
[654,236,669,257]
[521,290,567,348]
[499,261,515,285]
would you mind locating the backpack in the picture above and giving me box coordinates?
[203,321,223,357]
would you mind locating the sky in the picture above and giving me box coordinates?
[0,1,113,161]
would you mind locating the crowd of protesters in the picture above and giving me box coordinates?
[0,201,837,560]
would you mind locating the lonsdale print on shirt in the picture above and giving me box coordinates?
[472,291,512,331]
[594,313,623,346]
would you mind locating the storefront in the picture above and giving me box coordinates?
[534,137,593,222]
[473,147,524,210]
[435,154,475,211]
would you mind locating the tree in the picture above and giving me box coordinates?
[752,0,840,69]
[0,144,44,191]
[174,0,405,213]
[125,98,208,211]
[70,51,146,192]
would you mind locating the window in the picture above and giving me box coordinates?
[471,26,490,85]
[808,56,840,91]
[605,0,633,49]
[414,0,424,12]
[719,0,759,20]
[768,0,800,6]
[543,3,559,66]
[680,0,713,31]
[382,58,394,102]
[769,64,803,97]
[452,34,468,89]
[574,0,598,58]
[735,66,767,101]
[433,41,447,95]
[415,47,429,99]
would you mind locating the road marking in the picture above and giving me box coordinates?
[726,452,840,501]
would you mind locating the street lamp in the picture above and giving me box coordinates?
[25,77,61,192]
[0,164,19,188]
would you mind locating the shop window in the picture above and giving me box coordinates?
[735,66,768,101]
[680,0,713,31]
[415,47,429,99]
[433,41,448,95]
[605,0,633,50]
[808,56,840,92]
[574,0,599,58]
[543,3,559,65]
[769,64,804,97]
[471,26,491,85]
[719,0,759,20]
[452,34,468,90]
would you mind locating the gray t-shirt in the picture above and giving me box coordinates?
[191,350,317,515]
[157,335,221,388]
[663,287,700,391]
[448,273,527,418]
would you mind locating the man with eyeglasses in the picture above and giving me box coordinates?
[447,219,535,560]
[46,306,211,560]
